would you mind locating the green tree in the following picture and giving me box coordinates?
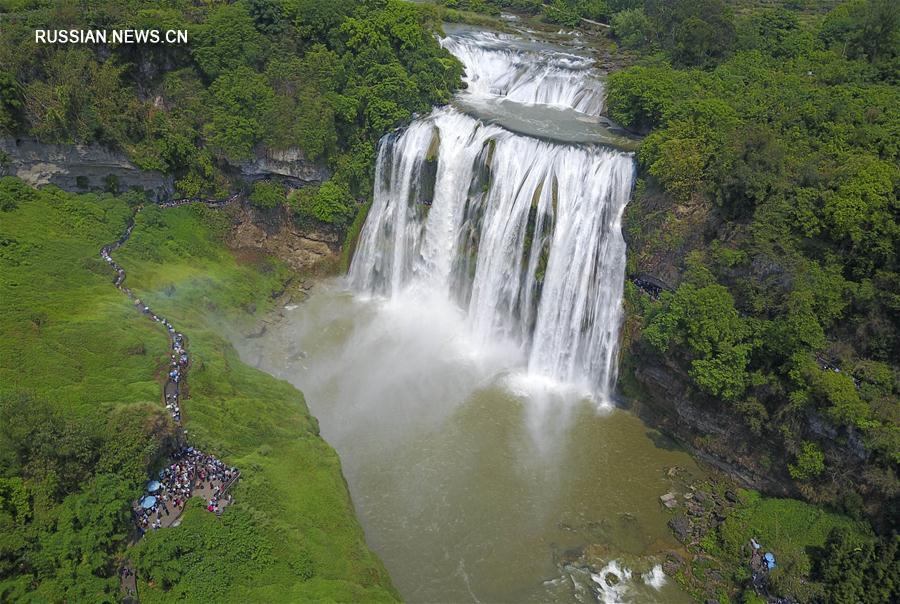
[192,3,265,79]
[576,0,608,21]
[811,371,875,430]
[131,501,274,600]
[820,0,900,64]
[543,0,581,26]
[605,66,700,132]
[817,527,900,603]
[822,155,898,274]
[23,50,135,146]
[0,72,23,135]
[204,68,275,161]
[611,8,652,49]
[644,281,752,400]
[289,180,354,226]
[737,8,809,59]
[643,0,735,66]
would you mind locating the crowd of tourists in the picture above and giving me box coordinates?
[102,239,189,424]
[157,192,238,210]
[132,446,239,534]
[100,202,241,544]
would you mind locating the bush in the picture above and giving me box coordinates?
[811,371,874,430]
[816,527,900,604]
[789,441,825,481]
[543,0,581,26]
[0,176,35,211]
[289,180,354,226]
[249,180,284,210]
[611,8,651,49]
[644,281,752,400]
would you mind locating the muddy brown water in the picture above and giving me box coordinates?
[236,283,702,603]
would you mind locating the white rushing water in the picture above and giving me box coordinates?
[349,26,634,403]
[349,107,633,401]
[441,28,605,115]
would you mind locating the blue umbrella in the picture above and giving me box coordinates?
[147,480,161,493]
[140,495,157,509]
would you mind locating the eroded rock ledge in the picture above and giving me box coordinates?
[227,202,341,274]
[1,137,174,200]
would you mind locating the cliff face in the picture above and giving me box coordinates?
[625,352,796,496]
[620,181,891,521]
[232,146,331,185]
[1,139,332,199]
[1,136,338,278]
[1,138,174,200]
[227,202,341,274]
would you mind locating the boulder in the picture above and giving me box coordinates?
[660,493,678,509]
[668,515,692,543]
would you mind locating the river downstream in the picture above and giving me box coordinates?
[237,22,701,603]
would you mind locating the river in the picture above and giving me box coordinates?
[236,22,701,603]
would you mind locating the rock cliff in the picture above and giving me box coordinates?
[1,137,174,200]
[227,202,341,274]
[232,146,330,185]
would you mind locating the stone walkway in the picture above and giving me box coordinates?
[100,196,240,599]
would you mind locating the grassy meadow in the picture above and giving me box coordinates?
[0,178,397,602]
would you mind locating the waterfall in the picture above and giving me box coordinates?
[440,29,605,115]
[348,26,634,403]
[348,108,633,401]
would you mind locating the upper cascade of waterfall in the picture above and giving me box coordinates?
[439,24,638,149]
[349,108,634,402]
[441,26,605,115]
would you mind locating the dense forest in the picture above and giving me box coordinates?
[607,0,897,516]
[0,0,463,227]
[601,0,898,601]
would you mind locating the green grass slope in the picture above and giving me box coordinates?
[0,178,397,602]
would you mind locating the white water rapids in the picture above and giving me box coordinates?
[441,28,606,115]
[349,29,634,403]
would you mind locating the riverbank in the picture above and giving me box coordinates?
[0,179,397,601]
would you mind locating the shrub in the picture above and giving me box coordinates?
[643,281,752,400]
[289,180,354,226]
[543,0,581,26]
[816,527,900,604]
[612,8,651,49]
[249,180,284,210]
[789,441,825,481]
